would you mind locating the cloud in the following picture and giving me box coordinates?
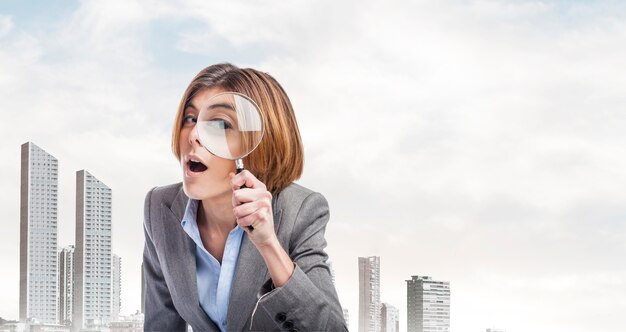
[1,1,625,331]
[0,14,13,37]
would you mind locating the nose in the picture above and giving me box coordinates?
[188,124,203,148]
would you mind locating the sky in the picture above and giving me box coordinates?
[1,0,625,331]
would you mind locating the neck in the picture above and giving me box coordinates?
[197,191,237,236]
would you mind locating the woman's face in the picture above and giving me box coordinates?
[179,87,236,200]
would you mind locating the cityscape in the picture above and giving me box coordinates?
[2,0,625,331]
[0,142,508,332]
[2,1,624,331]
[6,142,142,332]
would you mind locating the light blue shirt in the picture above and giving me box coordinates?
[180,199,245,332]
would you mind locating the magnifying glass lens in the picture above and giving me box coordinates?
[196,92,264,162]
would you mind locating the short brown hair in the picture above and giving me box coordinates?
[171,63,304,194]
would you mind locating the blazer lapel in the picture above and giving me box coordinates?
[161,184,285,331]
[226,202,284,331]
[162,187,218,331]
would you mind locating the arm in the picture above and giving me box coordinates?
[142,187,187,332]
[253,192,348,331]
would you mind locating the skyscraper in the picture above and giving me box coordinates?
[20,142,59,324]
[59,245,75,325]
[112,254,121,321]
[141,263,145,314]
[359,256,380,332]
[406,275,450,332]
[381,303,399,332]
[328,260,336,285]
[73,170,113,330]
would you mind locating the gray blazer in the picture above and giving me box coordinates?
[142,182,348,331]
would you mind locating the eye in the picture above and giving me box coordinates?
[208,119,233,130]
[182,115,197,126]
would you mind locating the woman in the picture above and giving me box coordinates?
[142,63,347,331]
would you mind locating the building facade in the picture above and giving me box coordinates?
[381,302,399,332]
[406,275,450,332]
[141,263,145,314]
[112,254,121,321]
[20,142,59,324]
[59,245,75,325]
[109,313,144,332]
[359,256,380,332]
[73,170,113,330]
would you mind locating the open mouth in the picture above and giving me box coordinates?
[188,159,208,173]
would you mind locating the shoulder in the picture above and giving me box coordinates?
[144,182,184,209]
[143,182,185,233]
[274,182,329,214]
[274,183,330,249]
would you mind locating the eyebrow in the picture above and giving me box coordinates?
[207,103,236,112]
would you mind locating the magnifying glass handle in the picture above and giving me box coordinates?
[235,159,253,231]
[236,160,248,190]
[236,167,247,189]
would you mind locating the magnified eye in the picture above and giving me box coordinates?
[208,119,233,130]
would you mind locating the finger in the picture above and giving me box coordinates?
[236,209,270,228]
[231,170,266,191]
[232,188,255,206]
[233,200,265,219]
[231,170,254,190]
[232,188,272,206]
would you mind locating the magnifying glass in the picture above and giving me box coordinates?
[196,92,265,229]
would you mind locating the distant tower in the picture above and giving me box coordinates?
[73,170,113,330]
[406,276,450,332]
[112,254,121,321]
[59,245,75,325]
[343,308,350,329]
[20,142,59,323]
[359,256,380,332]
[141,263,145,313]
[381,302,399,332]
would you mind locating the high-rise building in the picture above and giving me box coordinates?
[141,263,145,314]
[381,303,399,332]
[112,254,121,321]
[328,261,336,285]
[59,245,75,325]
[343,308,349,329]
[406,275,450,332]
[359,256,380,332]
[20,142,59,324]
[73,170,113,330]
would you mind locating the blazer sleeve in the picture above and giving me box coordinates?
[142,187,187,332]
[253,192,348,331]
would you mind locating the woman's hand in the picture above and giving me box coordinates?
[230,170,277,248]
[230,170,296,288]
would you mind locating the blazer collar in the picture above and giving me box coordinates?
[161,189,215,330]
[164,183,284,331]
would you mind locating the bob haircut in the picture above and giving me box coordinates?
[171,63,304,195]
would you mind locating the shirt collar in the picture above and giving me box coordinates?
[181,198,198,228]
